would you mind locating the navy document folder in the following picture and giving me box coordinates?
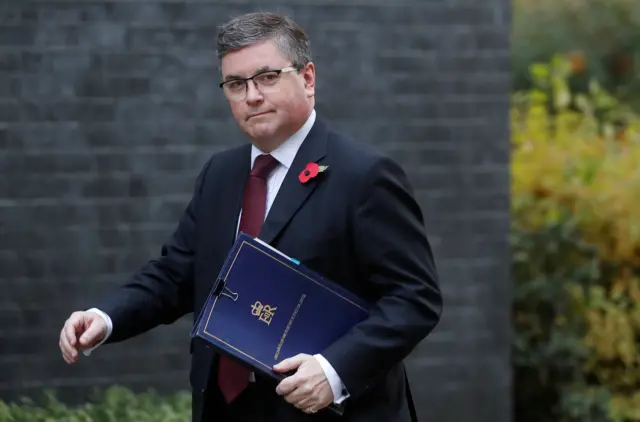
[191,232,370,415]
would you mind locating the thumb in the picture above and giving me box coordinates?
[78,315,105,348]
[273,353,307,372]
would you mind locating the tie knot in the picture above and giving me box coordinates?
[250,154,278,179]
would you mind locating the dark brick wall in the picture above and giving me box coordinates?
[0,1,511,421]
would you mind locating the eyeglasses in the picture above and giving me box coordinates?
[219,66,299,101]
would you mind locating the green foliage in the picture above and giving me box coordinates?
[512,0,640,110]
[512,60,640,421]
[512,213,616,422]
[511,54,636,135]
[0,386,191,422]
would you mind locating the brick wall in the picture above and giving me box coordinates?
[0,1,511,421]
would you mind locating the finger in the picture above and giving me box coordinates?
[276,374,301,396]
[283,388,303,404]
[64,315,83,347]
[59,333,77,364]
[284,382,314,405]
[273,353,307,372]
[61,347,75,364]
[300,400,320,415]
[290,391,314,408]
[65,312,85,348]
[295,396,315,410]
[78,318,103,348]
[60,324,77,354]
[305,407,319,415]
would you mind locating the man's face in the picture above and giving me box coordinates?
[220,39,315,149]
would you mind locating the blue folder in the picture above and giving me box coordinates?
[191,232,370,415]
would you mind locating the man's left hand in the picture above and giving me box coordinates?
[273,353,334,414]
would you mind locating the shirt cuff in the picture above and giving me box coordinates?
[314,354,350,405]
[82,308,113,356]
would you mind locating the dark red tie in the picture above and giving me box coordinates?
[218,153,278,403]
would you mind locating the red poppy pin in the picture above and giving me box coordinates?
[299,162,329,184]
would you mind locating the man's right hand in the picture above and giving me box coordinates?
[59,311,107,364]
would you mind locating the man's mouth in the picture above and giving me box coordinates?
[248,111,272,119]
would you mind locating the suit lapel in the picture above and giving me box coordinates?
[259,119,328,245]
[214,144,252,251]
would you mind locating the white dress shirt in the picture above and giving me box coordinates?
[85,109,349,405]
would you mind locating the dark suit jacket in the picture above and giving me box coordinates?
[96,117,442,422]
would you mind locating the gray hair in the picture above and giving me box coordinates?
[216,12,312,68]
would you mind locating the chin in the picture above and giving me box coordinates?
[248,121,277,139]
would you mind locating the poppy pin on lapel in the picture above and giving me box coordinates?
[299,162,329,184]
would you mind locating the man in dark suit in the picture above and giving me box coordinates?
[58,12,442,422]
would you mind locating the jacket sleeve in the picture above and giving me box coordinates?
[97,157,212,343]
[320,155,443,398]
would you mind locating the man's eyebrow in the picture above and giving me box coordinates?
[223,66,274,82]
[253,66,272,74]
[223,74,242,82]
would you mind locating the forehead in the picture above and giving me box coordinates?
[220,39,289,78]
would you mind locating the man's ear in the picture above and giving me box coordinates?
[301,62,316,97]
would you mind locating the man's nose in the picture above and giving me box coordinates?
[245,80,263,103]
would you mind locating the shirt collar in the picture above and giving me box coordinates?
[250,109,316,170]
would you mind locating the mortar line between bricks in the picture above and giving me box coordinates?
[0,46,217,55]
[0,273,144,283]
[4,118,491,125]
[1,22,507,31]
[1,44,509,53]
[2,147,214,154]
[6,95,510,103]
[391,74,511,82]
[11,223,188,231]
[0,196,189,207]
[0,121,234,129]
[0,349,186,359]
[379,49,510,59]
[5,97,198,104]
[439,257,505,266]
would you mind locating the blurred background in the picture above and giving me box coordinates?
[512,1,640,421]
[1,0,636,421]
